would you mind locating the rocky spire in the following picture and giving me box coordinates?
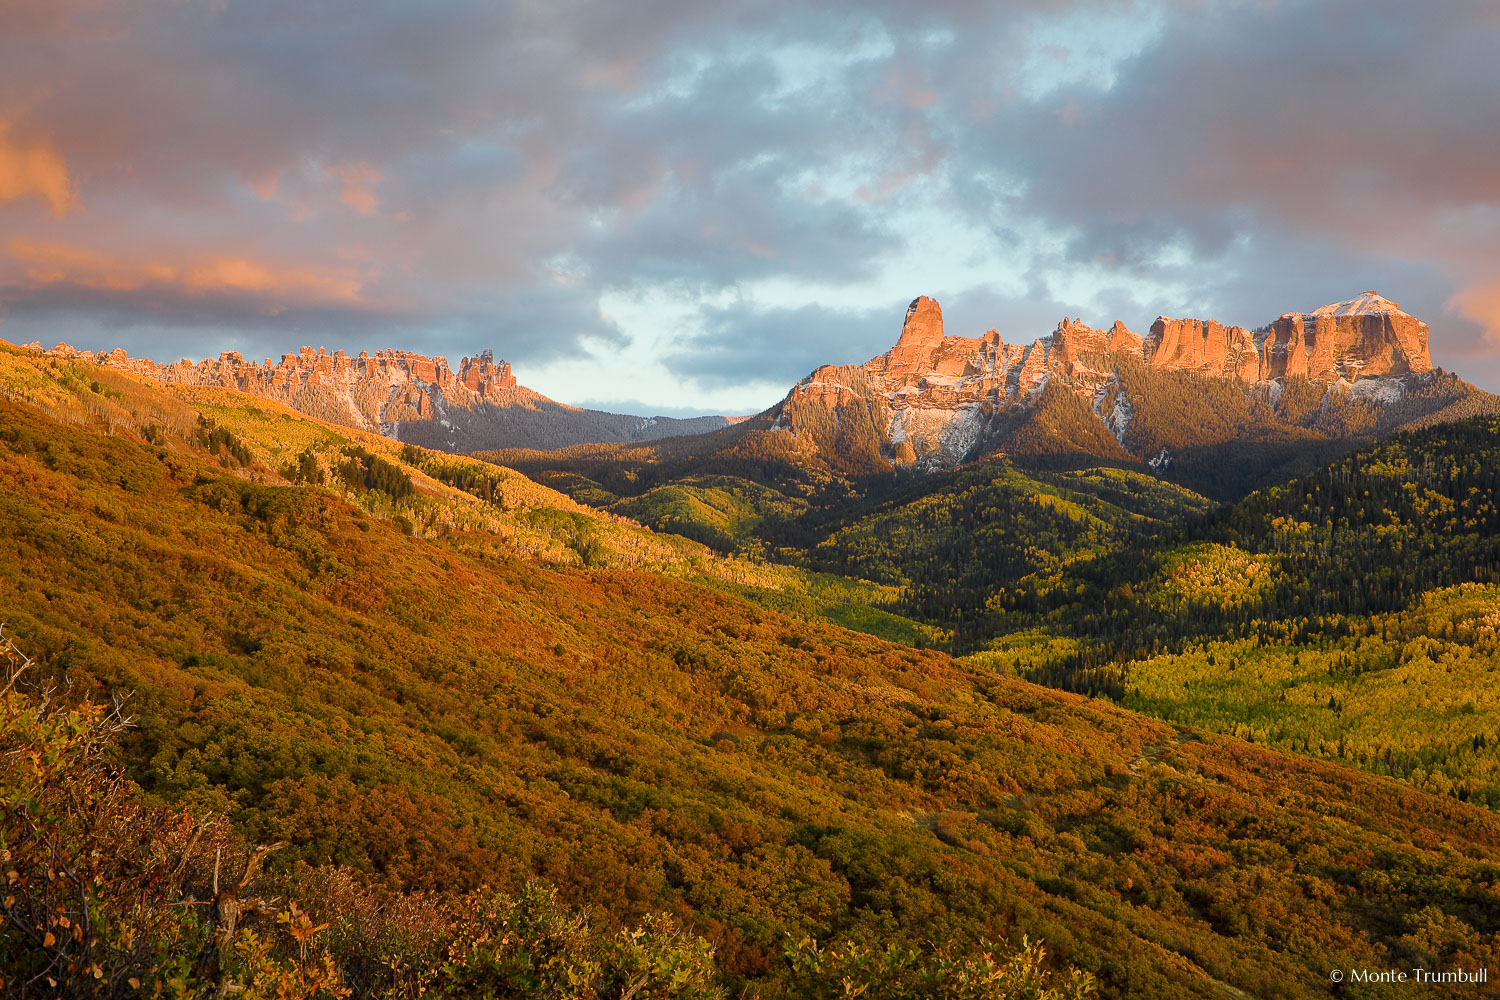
[896,296,945,349]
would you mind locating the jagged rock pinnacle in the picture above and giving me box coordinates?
[897,296,945,348]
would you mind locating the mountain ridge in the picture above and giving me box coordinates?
[34,340,734,452]
[785,291,1444,472]
[33,288,1497,502]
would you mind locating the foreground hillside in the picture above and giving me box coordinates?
[3,344,1500,997]
[3,637,1095,1000]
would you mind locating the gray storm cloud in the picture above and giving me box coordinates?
[0,0,1497,399]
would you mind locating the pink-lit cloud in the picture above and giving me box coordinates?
[1448,283,1500,350]
[327,163,382,216]
[7,238,365,303]
[0,124,74,215]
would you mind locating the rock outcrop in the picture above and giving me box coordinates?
[783,298,1134,467]
[46,343,521,434]
[1262,291,1431,382]
[779,291,1445,470]
[1143,292,1432,385]
[1143,318,1261,384]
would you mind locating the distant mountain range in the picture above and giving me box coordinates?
[774,291,1483,478]
[36,289,1500,496]
[37,342,734,451]
[483,291,1497,502]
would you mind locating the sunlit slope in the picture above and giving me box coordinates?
[1084,361,1500,499]
[0,342,681,568]
[0,342,919,631]
[1,343,1499,996]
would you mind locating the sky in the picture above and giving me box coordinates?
[2,0,1498,416]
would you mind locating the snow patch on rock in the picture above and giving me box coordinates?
[1351,377,1406,404]
[1108,392,1132,443]
[1310,291,1408,319]
[936,404,986,464]
[1091,379,1133,444]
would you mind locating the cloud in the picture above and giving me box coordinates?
[663,300,898,388]
[0,124,73,215]
[1106,11,1490,241]
[956,0,1500,365]
[327,163,382,216]
[1448,282,1500,349]
[0,0,1497,407]
[6,238,364,303]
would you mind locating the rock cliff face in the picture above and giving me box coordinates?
[1143,292,1431,385]
[44,343,730,452]
[1143,318,1261,384]
[1262,291,1431,382]
[779,291,1445,470]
